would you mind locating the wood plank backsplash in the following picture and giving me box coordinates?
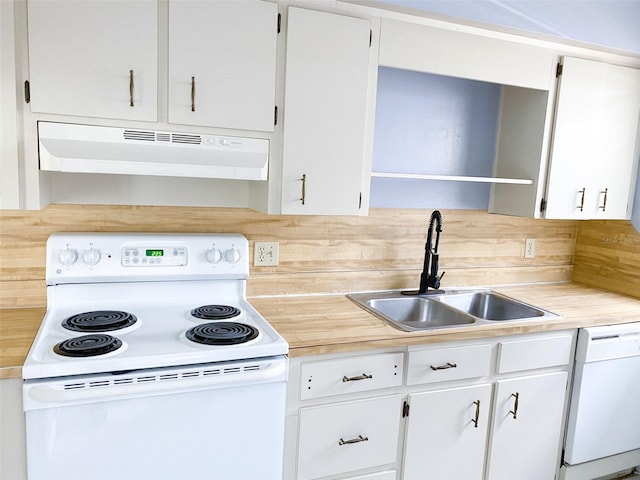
[573,220,640,300]
[0,205,578,308]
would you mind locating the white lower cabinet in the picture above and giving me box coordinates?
[286,332,574,480]
[0,378,27,480]
[403,384,492,480]
[486,372,569,480]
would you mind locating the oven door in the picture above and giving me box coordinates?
[23,356,287,480]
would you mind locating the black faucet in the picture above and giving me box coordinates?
[403,210,445,295]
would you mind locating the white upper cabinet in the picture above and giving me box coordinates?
[378,19,554,90]
[167,0,278,132]
[280,7,371,215]
[26,0,157,122]
[544,57,640,219]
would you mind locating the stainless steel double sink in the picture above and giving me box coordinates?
[347,289,560,332]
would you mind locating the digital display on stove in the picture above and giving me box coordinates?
[146,249,164,257]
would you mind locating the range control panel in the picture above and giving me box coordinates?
[46,233,249,284]
[122,246,188,267]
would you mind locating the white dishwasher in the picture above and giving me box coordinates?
[563,322,640,478]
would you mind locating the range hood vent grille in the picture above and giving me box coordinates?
[38,121,269,181]
[123,130,202,145]
[171,133,201,145]
[123,130,156,142]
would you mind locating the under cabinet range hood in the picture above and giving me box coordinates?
[37,122,269,180]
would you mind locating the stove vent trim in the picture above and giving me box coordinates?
[61,363,265,391]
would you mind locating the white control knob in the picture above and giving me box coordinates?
[58,247,78,266]
[224,248,241,264]
[82,248,102,266]
[205,248,222,264]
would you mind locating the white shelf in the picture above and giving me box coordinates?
[371,172,533,185]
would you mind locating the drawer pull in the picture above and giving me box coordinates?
[342,373,373,382]
[339,435,369,446]
[509,392,519,419]
[472,400,481,428]
[430,362,457,371]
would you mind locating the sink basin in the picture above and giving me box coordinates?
[347,289,560,332]
[437,291,546,321]
[366,297,475,332]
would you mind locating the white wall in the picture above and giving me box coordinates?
[379,1,640,53]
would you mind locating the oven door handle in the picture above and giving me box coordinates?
[24,357,287,410]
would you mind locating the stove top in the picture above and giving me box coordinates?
[22,233,288,380]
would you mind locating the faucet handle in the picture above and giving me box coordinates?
[431,271,446,289]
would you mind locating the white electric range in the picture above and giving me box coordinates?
[22,232,288,480]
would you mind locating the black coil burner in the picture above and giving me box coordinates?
[190,305,241,320]
[185,322,259,346]
[62,310,137,333]
[54,334,123,357]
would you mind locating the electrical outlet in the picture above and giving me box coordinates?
[525,239,535,259]
[254,241,279,266]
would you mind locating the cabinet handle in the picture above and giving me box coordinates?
[342,373,373,382]
[472,400,481,428]
[599,188,608,211]
[430,362,457,371]
[576,188,586,212]
[191,76,196,112]
[339,435,368,446]
[300,174,306,205]
[509,392,519,419]
[129,70,134,107]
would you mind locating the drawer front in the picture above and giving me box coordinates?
[300,353,404,400]
[407,344,492,385]
[297,395,402,480]
[497,334,573,373]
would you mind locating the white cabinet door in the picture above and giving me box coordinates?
[1,0,21,208]
[486,372,568,480]
[168,0,278,132]
[27,0,157,121]
[403,384,492,480]
[281,7,371,215]
[545,57,640,219]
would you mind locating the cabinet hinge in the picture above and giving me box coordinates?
[369,29,372,47]
[277,13,281,34]
[540,198,547,214]
[402,400,410,418]
[274,106,278,126]
[24,80,31,104]
[556,62,563,77]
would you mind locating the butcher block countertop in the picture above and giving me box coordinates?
[2,283,639,379]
